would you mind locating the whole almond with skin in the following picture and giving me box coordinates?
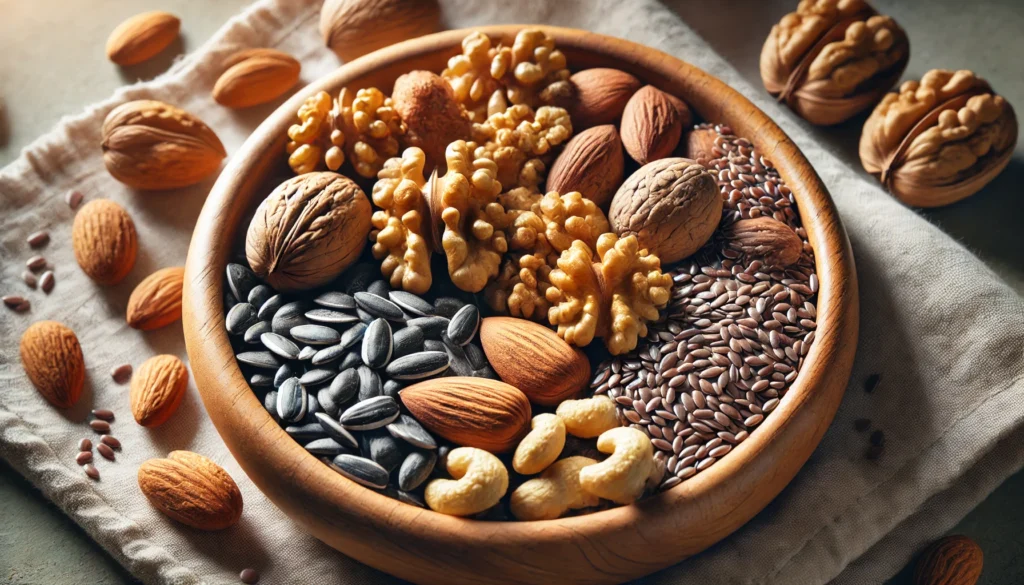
[126,267,184,330]
[683,126,720,163]
[620,85,684,165]
[479,317,590,406]
[400,377,531,453]
[725,217,803,268]
[72,199,138,285]
[20,321,85,409]
[138,451,243,530]
[106,11,180,66]
[213,48,301,109]
[913,535,983,585]
[131,355,188,427]
[568,68,641,129]
[546,125,624,209]
[102,100,226,191]
[246,172,371,292]
[320,0,440,63]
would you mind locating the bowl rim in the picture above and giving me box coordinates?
[184,24,859,584]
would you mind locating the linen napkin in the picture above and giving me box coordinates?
[1,1,1022,584]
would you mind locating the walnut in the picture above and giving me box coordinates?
[485,252,553,321]
[441,29,570,120]
[859,69,1018,207]
[471,104,572,189]
[760,0,909,125]
[608,158,722,264]
[436,140,509,292]
[546,233,672,355]
[370,147,432,294]
[285,87,406,178]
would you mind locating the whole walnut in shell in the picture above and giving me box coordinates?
[370,148,432,294]
[609,158,722,264]
[246,172,371,292]
[760,0,909,125]
[859,69,1017,207]
[392,70,473,168]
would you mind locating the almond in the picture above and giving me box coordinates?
[683,126,719,163]
[101,100,226,191]
[213,48,301,109]
[391,70,472,168]
[320,0,441,63]
[913,535,983,585]
[567,68,641,129]
[620,85,684,165]
[126,267,185,330]
[480,317,590,406]
[725,217,804,268]
[72,199,138,285]
[399,377,531,453]
[546,125,624,209]
[105,11,180,66]
[138,451,243,530]
[131,355,188,427]
[20,321,85,409]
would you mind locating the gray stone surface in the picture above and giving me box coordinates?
[1,0,1021,584]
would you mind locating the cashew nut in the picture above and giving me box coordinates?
[513,413,566,475]
[509,456,599,521]
[555,395,618,438]
[424,447,508,516]
[578,427,656,504]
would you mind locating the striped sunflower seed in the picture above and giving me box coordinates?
[226,263,260,303]
[314,412,359,449]
[384,351,450,380]
[299,369,336,387]
[272,302,308,334]
[305,437,348,457]
[406,316,449,339]
[261,332,300,359]
[398,450,437,491]
[464,342,488,370]
[367,280,391,298]
[340,322,368,349]
[357,365,382,400]
[276,378,307,422]
[291,324,341,345]
[339,351,362,371]
[243,320,272,344]
[247,284,273,308]
[314,291,356,310]
[432,297,465,319]
[387,414,437,449]
[423,339,445,353]
[388,291,434,316]
[297,346,317,361]
[312,344,346,366]
[263,391,278,416]
[285,422,325,441]
[340,395,399,430]
[319,370,356,417]
[341,263,378,294]
[353,292,404,321]
[382,379,403,398]
[361,318,393,369]
[258,294,285,320]
[236,351,281,369]
[361,431,404,472]
[305,308,360,325]
[226,303,258,334]
[250,374,273,387]
[392,326,424,359]
[329,454,388,489]
[446,305,480,346]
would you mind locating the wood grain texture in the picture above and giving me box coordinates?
[183,26,859,585]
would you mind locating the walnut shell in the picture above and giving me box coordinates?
[245,172,371,292]
[760,0,909,125]
[392,70,472,169]
[609,158,722,264]
[859,69,1017,207]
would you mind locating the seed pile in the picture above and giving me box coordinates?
[78,408,121,480]
[225,261,495,503]
[592,124,819,490]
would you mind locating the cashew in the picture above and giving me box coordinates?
[555,395,618,438]
[579,427,656,504]
[424,447,508,516]
[513,413,566,475]
[509,456,599,521]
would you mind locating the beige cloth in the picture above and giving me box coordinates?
[2,1,1022,584]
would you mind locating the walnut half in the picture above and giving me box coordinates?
[370,147,432,294]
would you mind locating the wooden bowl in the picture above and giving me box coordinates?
[183,26,858,585]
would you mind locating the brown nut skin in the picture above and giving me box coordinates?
[72,199,138,286]
[245,172,371,292]
[20,321,85,409]
[213,48,301,109]
[138,451,243,530]
[320,0,440,63]
[567,68,641,129]
[609,158,722,264]
[546,125,624,209]
[760,0,909,126]
[859,69,1018,208]
[620,86,684,165]
[392,70,472,169]
[725,217,804,268]
[912,535,983,585]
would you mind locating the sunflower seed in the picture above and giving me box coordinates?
[367,280,390,297]
[354,292,404,320]
[329,454,388,489]
[443,342,474,377]
[340,322,368,349]
[387,414,436,449]
[305,437,348,456]
[392,488,426,508]
[299,369,336,387]
[277,378,307,422]
[406,316,449,339]
[423,339,445,352]
[392,326,424,358]
[340,396,399,430]
[226,303,258,334]
[388,291,434,316]
[243,320,272,344]
[385,351,450,380]
[236,351,281,369]
[260,332,300,359]
[339,350,362,370]
[314,291,356,310]
[272,302,308,334]
[382,379,403,398]
[357,366,382,400]
[361,430,404,472]
[362,319,393,369]
[312,344,346,366]
[285,422,325,441]
[40,271,55,293]
[291,324,341,345]
[264,391,278,415]
[341,263,378,294]
[258,294,285,320]
[226,263,260,302]
[464,343,488,370]
[305,308,360,324]
[447,305,480,346]
[398,451,437,490]
[356,307,374,323]
[297,346,317,361]
[432,297,465,319]
[250,374,273,387]
[314,412,359,449]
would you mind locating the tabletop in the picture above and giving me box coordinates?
[1,0,1021,583]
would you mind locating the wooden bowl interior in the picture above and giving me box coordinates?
[184,26,858,585]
